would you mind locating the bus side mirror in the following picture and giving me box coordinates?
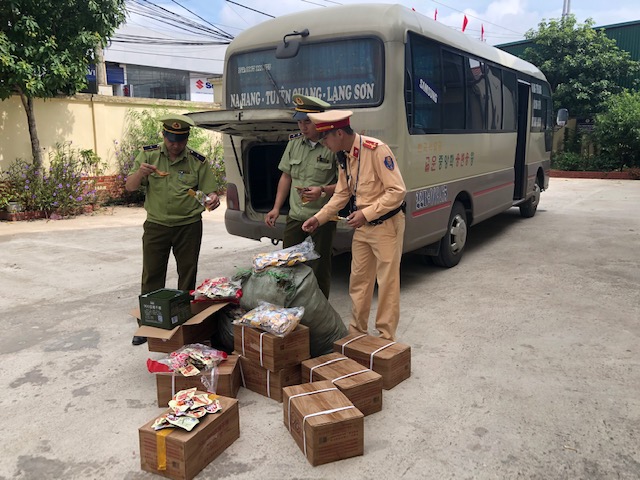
[275,29,309,59]
[556,108,569,127]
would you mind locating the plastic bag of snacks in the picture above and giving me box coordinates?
[192,277,242,303]
[146,344,227,376]
[233,300,303,337]
[252,236,320,273]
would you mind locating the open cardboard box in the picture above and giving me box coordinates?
[131,300,229,353]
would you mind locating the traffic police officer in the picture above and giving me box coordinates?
[126,114,220,345]
[302,110,406,341]
[265,94,339,299]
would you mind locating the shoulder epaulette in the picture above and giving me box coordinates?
[188,148,206,162]
[363,139,379,150]
[142,144,160,151]
[289,132,303,141]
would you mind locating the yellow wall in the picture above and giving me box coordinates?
[0,94,222,173]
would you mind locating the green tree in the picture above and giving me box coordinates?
[0,0,126,169]
[522,15,639,118]
[593,91,640,170]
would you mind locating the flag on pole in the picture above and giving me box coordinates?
[481,24,485,41]
[462,15,469,32]
[434,8,438,21]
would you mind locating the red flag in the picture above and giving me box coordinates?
[462,15,469,32]
[434,8,438,21]
[481,24,485,41]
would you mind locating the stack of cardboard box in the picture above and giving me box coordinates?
[135,289,413,474]
[233,323,309,402]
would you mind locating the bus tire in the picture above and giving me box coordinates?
[432,201,467,268]
[519,178,541,218]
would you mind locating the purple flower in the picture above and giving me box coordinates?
[77,196,83,201]
[58,183,63,189]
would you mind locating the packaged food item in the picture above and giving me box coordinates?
[233,301,303,337]
[193,277,242,303]
[188,188,213,210]
[168,344,228,376]
[152,388,222,431]
[252,236,320,272]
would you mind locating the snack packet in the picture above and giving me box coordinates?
[193,277,242,303]
[252,236,320,272]
[233,300,303,337]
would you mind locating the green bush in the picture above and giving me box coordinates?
[2,143,104,214]
[593,91,640,170]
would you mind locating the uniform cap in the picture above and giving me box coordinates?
[159,114,195,142]
[292,94,331,120]
[307,110,353,132]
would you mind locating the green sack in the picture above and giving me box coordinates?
[238,264,347,357]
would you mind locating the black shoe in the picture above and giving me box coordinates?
[132,335,147,346]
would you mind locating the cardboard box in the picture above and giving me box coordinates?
[301,352,383,416]
[238,355,301,402]
[131,302,228,353]
[139,289,192,330]
[234,324,310,372]
[155,354,241,407]
[139,394,239,480]
[282,381,364,466]
[333,334,411,390]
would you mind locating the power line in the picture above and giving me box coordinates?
[225,0,274,18]
[168,0,234,40]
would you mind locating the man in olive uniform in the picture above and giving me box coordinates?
[265,94,338,299]
[302,110,406,341]
[126,114,220,345]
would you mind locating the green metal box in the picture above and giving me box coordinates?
[138,289,193,330]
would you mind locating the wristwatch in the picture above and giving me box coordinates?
[320,186,327,198]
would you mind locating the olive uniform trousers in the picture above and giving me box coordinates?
[141,220,203,295]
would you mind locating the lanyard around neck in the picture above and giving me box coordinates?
[347,135,362,197]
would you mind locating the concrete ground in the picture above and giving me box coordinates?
[0,178,638,479]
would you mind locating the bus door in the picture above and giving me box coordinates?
[514,81,530,200]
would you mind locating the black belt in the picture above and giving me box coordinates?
[369,201,406,226]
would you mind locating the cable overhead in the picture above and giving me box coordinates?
[225,0,275,18]
[168,0,234,40]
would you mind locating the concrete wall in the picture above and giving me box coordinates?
[0,94,222,173]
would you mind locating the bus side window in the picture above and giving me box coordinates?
[486,65,503,130]
[442,51,465,130]
[406,32,441,133]
[466,58,487,130]
[502,71,517,131]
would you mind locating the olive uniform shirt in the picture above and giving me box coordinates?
[131,143,218,226]
[278,134,338,221]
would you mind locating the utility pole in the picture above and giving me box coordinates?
[95,46,112,95]
[562,0,571,18]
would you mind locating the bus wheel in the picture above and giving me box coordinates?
[433,201,467,268]
[519,179,541,218]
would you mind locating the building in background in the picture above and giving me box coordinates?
[85,21,228,103]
